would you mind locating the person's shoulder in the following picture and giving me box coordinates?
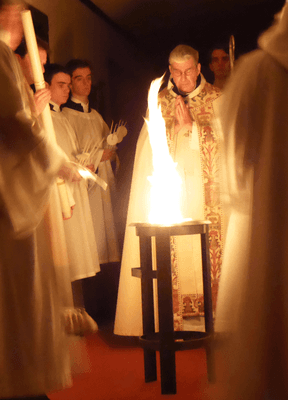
[59,111,76,130]
[89,107,105,120]
[0,40,16,66]
[243,49,281,75]
[225,49,267,92]
[197,80,222,104]
[0,39,11,54]
[204,81,222,96]
[158,86,175,107]
[0,40,23,86]
[158,86,171,99]
[240,48,264,63]
[226,49,267,78]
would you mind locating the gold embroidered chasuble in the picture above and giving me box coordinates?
[158,75,224,330]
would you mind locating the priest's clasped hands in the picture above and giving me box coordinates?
[174,95,193,134]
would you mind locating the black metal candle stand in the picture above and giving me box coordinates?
[131,220,215,395]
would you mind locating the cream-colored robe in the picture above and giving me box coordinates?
[215,4,288,399]
[62,105,120,264]
[51,104,100,281]
[0,39,73,397]
[114,74,224,335]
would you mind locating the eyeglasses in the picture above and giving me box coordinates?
[170,66,196,77]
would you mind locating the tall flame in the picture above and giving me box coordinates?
[146,76,186,225]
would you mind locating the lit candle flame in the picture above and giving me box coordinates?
[78,168,94,180]
[146,76,186,225]
[76,165,107,191]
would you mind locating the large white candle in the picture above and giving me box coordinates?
[21,10,71,219]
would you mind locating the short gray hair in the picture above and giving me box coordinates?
[169,44,199,65]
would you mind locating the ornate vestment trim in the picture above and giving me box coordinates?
[158,81,223,328]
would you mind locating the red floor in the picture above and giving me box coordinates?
[49,330,223,400]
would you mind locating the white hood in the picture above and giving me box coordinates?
[258,3,288,70]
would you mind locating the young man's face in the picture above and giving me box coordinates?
[209,49,230,79]
[49,72,71,106]
[70,67,92,98]
[18,47,47,85]
[169,57,201,94]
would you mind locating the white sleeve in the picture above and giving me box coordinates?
[0,43,66,237]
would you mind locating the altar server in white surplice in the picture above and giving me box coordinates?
[45,63,100,284]
[0,4,73,399]
[62,59,120,265]
[215,4,288,399]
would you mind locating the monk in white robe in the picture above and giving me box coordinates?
[0,5,72,398]
[215,4,288,399]
[114,45,225,335]
[62,60,120,264]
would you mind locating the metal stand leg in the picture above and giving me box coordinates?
[143,349,157,382]
[139,236,157,382]
[201,230,215,383]
[156,233,176,394]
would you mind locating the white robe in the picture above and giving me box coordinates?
[62,106,120,264]
[0,39,73,397]
[215,5,288,398]
[51,106,100,281]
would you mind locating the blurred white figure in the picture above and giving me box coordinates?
[215,4,288,399]
[0,3,73,399]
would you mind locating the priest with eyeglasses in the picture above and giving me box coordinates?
[114,44,226,336]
